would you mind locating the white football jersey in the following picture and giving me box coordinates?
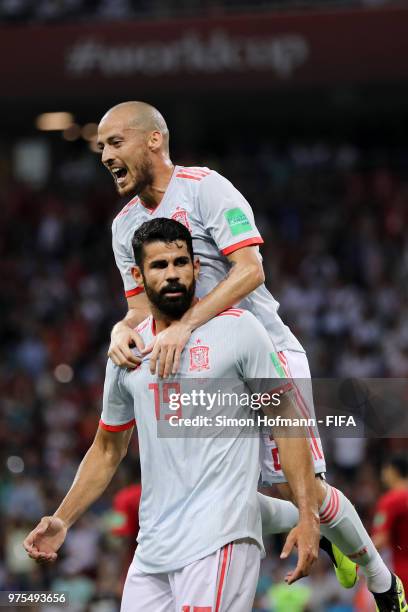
[100,308,285,573]
[112,166,304,353]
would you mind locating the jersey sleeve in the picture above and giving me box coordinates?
[111,486,141,537]
[197,171,264,256]
[372,495,397,537]
[100,359,136,431]
[112,218,144,299]
[236,311,291,394]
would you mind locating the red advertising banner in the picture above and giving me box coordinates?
[2,6,408,99]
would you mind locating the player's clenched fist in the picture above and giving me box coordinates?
[23,516,67,563]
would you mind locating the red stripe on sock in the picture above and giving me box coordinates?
[324,489,340,523]
[319,491,334,521]
[320,488,340,524]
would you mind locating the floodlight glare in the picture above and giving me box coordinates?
[36,112,74,131]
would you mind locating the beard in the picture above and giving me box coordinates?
[117,152,154,196]
[144,278,195,319]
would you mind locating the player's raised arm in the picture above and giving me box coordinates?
[182,170,266,330]
[23,425,133,563]
[180,245,264,335]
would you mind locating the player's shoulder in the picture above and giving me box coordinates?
[380,489,408,507]
[215,306,246,320]
[135,316,155,343]
[112,195,141,229]
[215,308,270,339]
[212,307,260,328]
[376,490,398,513]
[175,166,213,183]
[105,355,125,387]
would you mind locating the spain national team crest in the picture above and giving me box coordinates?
[189,341,210,372]
[171,207,191,232]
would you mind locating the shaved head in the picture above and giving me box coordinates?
[100,101,169,152]
[97,101,172,197]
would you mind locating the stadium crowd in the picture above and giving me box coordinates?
[0,0,399,23]
[0,138,407,611]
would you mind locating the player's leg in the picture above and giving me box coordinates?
[172,538,261,612]
[257,351,357,588]
[274,349,404,609]
[315,480,407,611]
[257,488,357,588]
[257,491,299,534]
[120,557,173,612]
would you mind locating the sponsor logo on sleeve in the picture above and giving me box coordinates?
[225,207,252,236]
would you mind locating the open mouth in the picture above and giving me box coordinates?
[111,167,128,185]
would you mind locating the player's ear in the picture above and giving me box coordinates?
[147,130,162,152]
[193,257,200,280]
[131,266,144,286]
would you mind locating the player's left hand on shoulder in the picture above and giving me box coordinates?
[141,322,192,377]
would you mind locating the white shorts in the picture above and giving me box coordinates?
[259,349,326,484]
[120,539,260,612]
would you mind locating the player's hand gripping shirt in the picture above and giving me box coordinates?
[100,309,285,573]
[112,166,304,353]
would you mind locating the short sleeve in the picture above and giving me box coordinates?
[111,486,141,537]
[100,359,136,431]
[112,218,144,299]
[236,312,290,394]
[372,496,396,537]
[198,171,264,256]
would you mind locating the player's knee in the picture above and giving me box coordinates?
[277,476,326,507]
[315,477,329,506]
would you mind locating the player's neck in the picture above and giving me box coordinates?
[140,159,174,209]
[153,315,176,334]
[151,297,198,334]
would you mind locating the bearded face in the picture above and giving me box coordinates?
[143,275,195,319]
[98,117,155,197]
